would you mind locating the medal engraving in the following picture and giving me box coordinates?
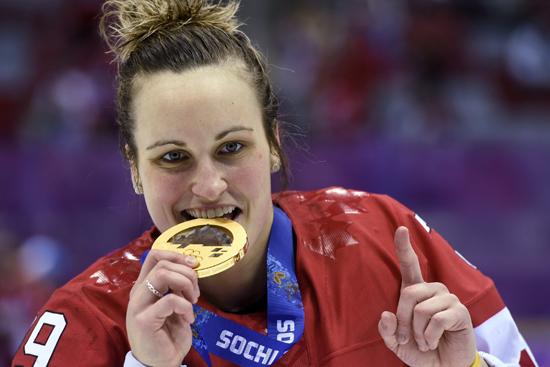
[152,218,248,278]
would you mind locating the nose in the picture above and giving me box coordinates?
[190,157,228,201]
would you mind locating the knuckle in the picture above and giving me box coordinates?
[401,286,416,298]
[178,278,193,293]
[149,249,161,256]
[430,313,446,328]
[156,259,171,269]
[433,282,449,293]
[395,308,408,321]
[396,317,409,329]
[458,304,472,320]
[184,301,194,314]
[155,267,170,282]
[163,293,178,303]
[181,266,195,280]
[164,293,185,308]
[414,304,429,317]
[447,293,461,304]
[148,249,164,261]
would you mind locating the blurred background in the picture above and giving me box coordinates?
[0,0,549,365]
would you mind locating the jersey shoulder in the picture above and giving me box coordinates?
[12,229,156,367]
[67,227,155,293]
[278,187,504,325]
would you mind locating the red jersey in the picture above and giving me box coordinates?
[12,188,537,367]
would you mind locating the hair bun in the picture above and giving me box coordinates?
[101,0,242,62]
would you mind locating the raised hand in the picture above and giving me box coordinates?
[127,249,200,367]
[378,227,479,367]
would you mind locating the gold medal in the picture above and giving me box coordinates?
[152,218,248,278]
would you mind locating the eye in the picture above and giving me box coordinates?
[162,150,186,162]
[219,142,242,154]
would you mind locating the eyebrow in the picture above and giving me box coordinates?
[146,140,186,150]
[145,126,254,150]
[215,126,254,141]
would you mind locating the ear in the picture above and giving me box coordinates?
[130,164,143,195]
[126,144,142,193]
[270,120,281,162]
[270,150,281,173]
[270,150,280,166]
[125,144,132,159]
[270,120,281,172]
[130,163,139,186]
[274,121,280,145]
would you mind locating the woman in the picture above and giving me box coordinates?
[12,1,538,366]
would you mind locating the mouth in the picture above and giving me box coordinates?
[182,206,242,222]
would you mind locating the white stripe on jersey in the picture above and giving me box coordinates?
[454,250,477,269]
[414,213,431,233]
[474,307,539,367]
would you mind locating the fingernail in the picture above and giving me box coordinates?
[418,343,427,352]
[427,341,435,350]
[396,333,406,344]
[186,256,198,266]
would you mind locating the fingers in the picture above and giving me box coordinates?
[395,282,449,345]
[378,311,398,352]
[133,294,195,332]
[382,226,475,361]
[138,249,199,284]
[130,250,200,312]
[145,264,199,303]
[421,297,472,350]
[394,282,472,351]
[149,294,195,325]
[126,250,198,367]
[395,226,424,288]
[128,294,195,365]
[138,250,199,294]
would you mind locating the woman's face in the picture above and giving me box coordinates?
[131,66,277,254]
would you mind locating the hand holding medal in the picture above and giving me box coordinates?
[129,219,249,366]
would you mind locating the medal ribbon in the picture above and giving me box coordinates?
[141,207,304,367]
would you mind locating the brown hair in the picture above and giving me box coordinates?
[100,0,288,190]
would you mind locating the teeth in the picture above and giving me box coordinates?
[185,206,236,219]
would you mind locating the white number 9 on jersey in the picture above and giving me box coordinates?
[24,311,67,366]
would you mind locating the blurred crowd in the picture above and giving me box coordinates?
[3,0,550,144]
[1,0,550,364]
[268,0,550,142]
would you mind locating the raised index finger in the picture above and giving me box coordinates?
[394,226,424,288]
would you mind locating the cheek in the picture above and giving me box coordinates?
[144,170,187,203]
[229,153,271,199]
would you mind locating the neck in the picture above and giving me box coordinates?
[198,207,274,313]
[199,241,268,313]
